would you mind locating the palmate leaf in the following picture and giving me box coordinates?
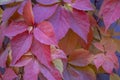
[99,0,120,30]
[37,0,92,42]
[94,54,115,74]
[50,7,90,42]
[23,0,58,45]
[93,38,119,73]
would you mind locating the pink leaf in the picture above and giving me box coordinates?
[69,9,90,42]
[11,32,32,65]
[23,0,34,25]
[36,0,58,5]
[0,48,9,68]
[99,0,120,30]
[93,54,105,69]
[0,26,5,47]
[93,42,104,51]
[33,21,57,45]
[49,6,70,41]
[31,39,52,69]
[102,57,114,74]
[24,59,62,80]
[3,68,17,80]
[51,46,66,60]
[24,60,40,80]
[4,21,27,37]
[13,56,33,67]
[68,0,93,11]
[33,4,58,23]
[106,52,119,69]
[39,63,62,80]
[2,5,18,22]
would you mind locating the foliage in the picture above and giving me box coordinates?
[0,0,120,80]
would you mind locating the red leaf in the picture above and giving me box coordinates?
[11,32,33,65]
[99,0,120,30]
[68,49,93,67]
[69,9,90,42]
[23,0,34,25]
[49,6,70,41]
[31,39,52,69]
[18,0,28,15]
[79,28,93,49]
[3,68,17,80]
[4,21,27,37]
[33,21,57,45]
[24,60,40,80]
[59,30,79,55]
[33,4,58,23]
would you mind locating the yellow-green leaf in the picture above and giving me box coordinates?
[110,73,120,80]
[53,59,63,75]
